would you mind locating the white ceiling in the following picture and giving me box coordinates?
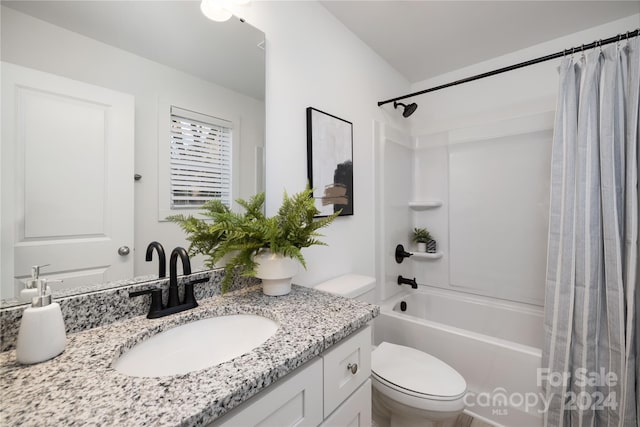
[321,1,640,83]
[2,1,265,100]
[5,1,638,96]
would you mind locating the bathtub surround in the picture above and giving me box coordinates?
[0,285,378,425]
[542,37,639,425]
[370,16,640,346]
[373,14,638,427]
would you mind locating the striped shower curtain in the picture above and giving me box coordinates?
[542,37,639,427]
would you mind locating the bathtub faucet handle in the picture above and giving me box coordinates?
[395,244,413,263]
[397,275,418,289]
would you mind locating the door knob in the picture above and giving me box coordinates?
[118,246,131,256]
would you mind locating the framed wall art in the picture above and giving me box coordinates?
[306,107,353,217]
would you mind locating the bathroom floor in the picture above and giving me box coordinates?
[371,413,494,427]
[455,413,494,427]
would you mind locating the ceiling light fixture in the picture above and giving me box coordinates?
[200,0,250,22]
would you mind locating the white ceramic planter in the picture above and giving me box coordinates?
[212,251,238,269]
[417,242,427,252]
[254,249,299,296]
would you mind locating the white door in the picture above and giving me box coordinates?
[1,62,135,298]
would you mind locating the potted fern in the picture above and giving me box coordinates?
[168,188,339,295]
[412,227,432,253]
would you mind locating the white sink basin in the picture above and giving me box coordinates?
[113,314,278,377]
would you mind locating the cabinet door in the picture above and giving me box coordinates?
[321,380,371,427]
[212,357,323,427]
[322,326,371,417]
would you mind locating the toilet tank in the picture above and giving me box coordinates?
[314,274,376,304]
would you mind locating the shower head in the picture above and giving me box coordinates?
[393,101,418,118]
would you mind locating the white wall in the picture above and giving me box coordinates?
[408,14,640,136]
[404,14,639,305]
[2,2,412,290]
[243,2,410,286]
[1,6,265,276]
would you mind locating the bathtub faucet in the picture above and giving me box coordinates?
[397,275,418,289]
[395,244,413,263]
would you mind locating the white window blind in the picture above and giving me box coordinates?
[170,106,232,208]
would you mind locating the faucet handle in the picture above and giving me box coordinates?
[129,288,163,318]
[394,245,413,263]
[183,277,208,307]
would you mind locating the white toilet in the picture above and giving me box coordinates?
[315,275,467,427]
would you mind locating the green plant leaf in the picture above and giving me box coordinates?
[167,186,340,294]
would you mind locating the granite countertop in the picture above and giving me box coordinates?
[0,285,379,427]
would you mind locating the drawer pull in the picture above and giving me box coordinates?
[347,363,358,375]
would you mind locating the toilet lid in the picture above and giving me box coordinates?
[372,342,466,398]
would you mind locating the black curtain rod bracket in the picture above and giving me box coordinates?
[378,28,639,107]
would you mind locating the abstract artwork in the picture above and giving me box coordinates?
[306,107,353,217]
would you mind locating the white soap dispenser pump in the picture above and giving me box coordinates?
[19,264,51,303]
[16,278,66,364]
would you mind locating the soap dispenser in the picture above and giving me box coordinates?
[16,278,66,364]
[19,265,51,303]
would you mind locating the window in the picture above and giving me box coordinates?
[169,106,232,208]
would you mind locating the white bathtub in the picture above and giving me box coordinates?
[374,286,544,427]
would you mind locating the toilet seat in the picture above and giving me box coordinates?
[371,342,466,402]
[372,372,465,401]
[372,373,466,415]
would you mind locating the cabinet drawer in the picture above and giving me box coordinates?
[211,357,323,427]
[322,326,371,417]
[321,379,371,427]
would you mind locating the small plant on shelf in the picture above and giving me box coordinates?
[412,227,436,253]
[412,227,431,243]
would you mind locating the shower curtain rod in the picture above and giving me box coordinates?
[377,28,640,107]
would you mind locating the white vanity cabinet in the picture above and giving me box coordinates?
[212,357,324,427]
[211,325,372,427]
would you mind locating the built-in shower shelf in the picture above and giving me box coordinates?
[408,200,442,210]
[409,251,444,260]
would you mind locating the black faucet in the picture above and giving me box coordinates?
[168,247,191,308]
[397,275,418,289]
[129,246,208,319]
[395,244,413,264]
[145,241,166,278]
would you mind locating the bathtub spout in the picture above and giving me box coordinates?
[397,275,418,289]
